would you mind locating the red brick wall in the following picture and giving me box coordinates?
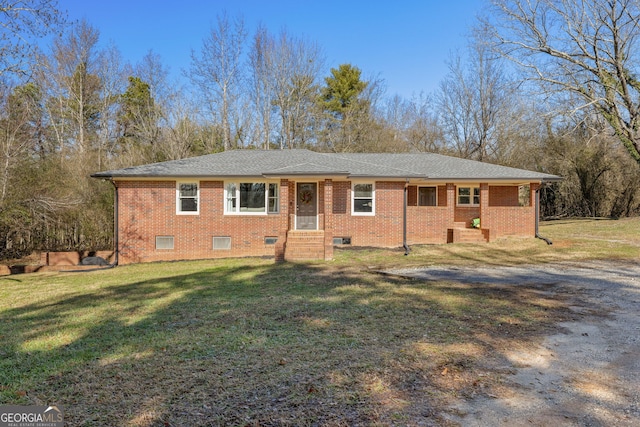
[484,207,535,240]
[489,186,519,206]
[482,183,538,241]
[116,180,282,264]
[407,206,450,243]
[42,251,115,266]
[454,207,480,225]
[115,179,540,263]
[437,186,445,207]
[408,185,417,206]
[332,181,349,215]
[331,181,404,247]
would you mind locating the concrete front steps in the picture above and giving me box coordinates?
[284,230,326,261]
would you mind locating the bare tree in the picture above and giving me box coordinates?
[271,30,323,149]
[247,25,275,149]
[188,12,246,151]
[383,93,443,152]
[247,27,323,149]
[436,54,476,158]
[40,19,102,155]
[135,50,171,109]
[485,0,640,164]
[436,39,515,161]
[95,43,128,169]
[0,82,38,207]
[114,51,185,165]
[158,93,202,160]
[538,113,640,218]
[0,0,65,79]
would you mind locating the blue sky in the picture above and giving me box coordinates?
[56,0,484,98]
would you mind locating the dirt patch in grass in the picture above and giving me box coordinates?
[391,262,640,426]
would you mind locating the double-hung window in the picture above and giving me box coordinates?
[457,186,480,206]
[177,182,199,214]
[268,183,279,213]
[225,182,279,214]
[352,183,374,215]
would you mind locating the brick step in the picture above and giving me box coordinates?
[285,239,325,246]
[285,249,325,260]
[285,252,325,261]
[285,231,325,261]
[449,228,488,243]
[285,242,325,249]
[455,236,487,243]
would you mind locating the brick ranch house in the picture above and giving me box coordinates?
[91,149,560,264]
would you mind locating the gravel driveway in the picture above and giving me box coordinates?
[389,261,640,426]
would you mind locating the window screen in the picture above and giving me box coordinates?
[156,236,174,250]
[213,236,231,250]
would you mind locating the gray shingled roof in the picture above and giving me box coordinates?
[92,149,561,182]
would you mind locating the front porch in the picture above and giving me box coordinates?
[274,179,540,261]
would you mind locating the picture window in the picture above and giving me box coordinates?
[225,182,279,214]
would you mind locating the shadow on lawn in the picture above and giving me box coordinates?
[0,260,577,426]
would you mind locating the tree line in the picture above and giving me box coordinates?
[1,0,640,260]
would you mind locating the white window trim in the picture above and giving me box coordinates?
[176,181,200,215]
[418,186,438,207]
[268,183,280,214]
[351,182,375,216]
[224,181,279,215]
[457,186,480,207]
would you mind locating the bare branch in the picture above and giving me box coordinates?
[487,0,640,163]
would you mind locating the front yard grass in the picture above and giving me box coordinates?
[1,218,638,426]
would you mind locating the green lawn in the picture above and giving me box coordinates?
[1,218,638,426]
